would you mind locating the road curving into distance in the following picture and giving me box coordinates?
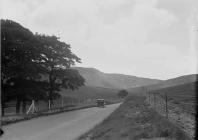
[2,103,121,140]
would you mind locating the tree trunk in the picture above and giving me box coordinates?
[49,71,53,99]
[48,70,54,109]
[22,100,27,114]
[48,99,51,110]
[1,103,5,116]
[16,98,21,114]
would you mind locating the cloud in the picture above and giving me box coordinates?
[1,0,196,79]
[1,0,45,24]
[188,8,198,74]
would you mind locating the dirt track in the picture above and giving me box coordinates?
[2,103,121,140]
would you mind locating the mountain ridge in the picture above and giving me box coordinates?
[73,67,161,89]
[127,74,198,94]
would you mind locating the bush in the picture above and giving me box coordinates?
[118,90,129,98]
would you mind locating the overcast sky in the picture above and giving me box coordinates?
[1,0,198,80]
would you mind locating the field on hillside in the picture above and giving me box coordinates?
[145,82,197,138]
[78,95,191,140]
[127,74,197,96]
[154,81,197,114]
[128,80,197,114]
[147,74,197,91]
[60,86,119,99]
[74,67,161,89]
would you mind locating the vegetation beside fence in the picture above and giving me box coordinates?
[78,95,191,140]
[146,92,196,139]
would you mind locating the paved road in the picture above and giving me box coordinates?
[2,103,121,140]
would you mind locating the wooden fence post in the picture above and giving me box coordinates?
[0,91,2,130]
[154,93,156,109]
[72,98,74,105]
[26,100,36,114]
[165,93,168,118]
[48,100,51,110]
[149,92,150,104]
[61,97,64,108]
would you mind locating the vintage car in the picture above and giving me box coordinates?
[96,99,105,107]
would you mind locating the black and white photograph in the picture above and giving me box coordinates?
[0,0,198,140]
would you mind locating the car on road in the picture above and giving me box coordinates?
[96,99,105,108]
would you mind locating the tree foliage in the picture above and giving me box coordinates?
[1,19,85,114]
[34,34,85,102]
[117,89,129,98]
[1,19,46,113]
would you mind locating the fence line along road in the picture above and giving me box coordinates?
[1,97,97,125]
[146,92,196,139]
[2,97,122,126]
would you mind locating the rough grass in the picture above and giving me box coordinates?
[78,95,191,140]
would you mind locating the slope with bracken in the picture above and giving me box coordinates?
[73,67,161,89]
[127,74,198,94]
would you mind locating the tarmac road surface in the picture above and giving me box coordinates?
[2,103,121,140]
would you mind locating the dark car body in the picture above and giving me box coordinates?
[96,99,105,107]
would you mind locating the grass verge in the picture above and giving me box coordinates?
[78,95,192,140]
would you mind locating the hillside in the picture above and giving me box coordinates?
[151,81,197,113]
[148,74,198,91]
[74,67,161,89]
[127,74,198,94]
[153,81,197,97]
[60,86,119,99]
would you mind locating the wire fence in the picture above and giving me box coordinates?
[3,97,93,115]
[1,97,121,125]
[146,92,196,139]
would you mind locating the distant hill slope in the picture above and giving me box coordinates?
[73,67,161,89]
[148,74,198,91]
[151,81,197,114]
[60,86,119,99]
[153,81,197,97]
[127,74,198,94]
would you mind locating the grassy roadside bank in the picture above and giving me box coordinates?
[78,95,191,140]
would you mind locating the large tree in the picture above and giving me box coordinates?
[1,19,85,114]
[35,35,85,105]
[1,19,47,114]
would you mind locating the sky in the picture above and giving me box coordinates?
[1,0,198,80]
